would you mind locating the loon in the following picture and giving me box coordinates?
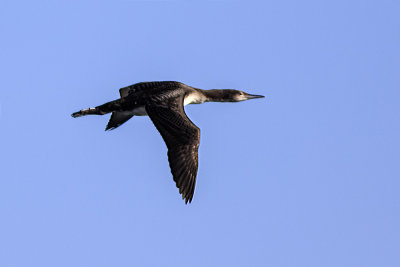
[72,81,264,203]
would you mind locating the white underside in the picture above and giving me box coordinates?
[184,92,206,106]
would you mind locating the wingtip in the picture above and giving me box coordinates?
[181,193,192,204]
[182,193,193,204]
[105,124,118,131]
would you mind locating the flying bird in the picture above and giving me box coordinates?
[72,81,264,203]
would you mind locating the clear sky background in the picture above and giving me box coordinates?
[1,1,399,266]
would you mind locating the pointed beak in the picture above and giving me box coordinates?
[246,93,265,100]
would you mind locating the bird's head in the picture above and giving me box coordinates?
[234,90,265,102]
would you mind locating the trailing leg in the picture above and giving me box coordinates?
[71,107,106,118]
[71,99,121,118]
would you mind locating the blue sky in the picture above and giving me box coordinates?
[1,1,399,266]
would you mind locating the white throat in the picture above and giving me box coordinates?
[184,91,206,106]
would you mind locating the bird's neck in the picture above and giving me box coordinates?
[198,89,231,102]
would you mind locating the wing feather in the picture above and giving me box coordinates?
[146,97,200,204]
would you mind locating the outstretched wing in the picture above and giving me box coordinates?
[145,96,200,204]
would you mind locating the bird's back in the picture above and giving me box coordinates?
[119,81,184,98]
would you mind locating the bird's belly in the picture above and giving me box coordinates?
[131,106,147,116]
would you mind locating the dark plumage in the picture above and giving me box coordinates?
[72,81,264,203]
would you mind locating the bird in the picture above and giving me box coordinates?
[72,81,264,203]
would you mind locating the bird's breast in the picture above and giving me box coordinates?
[184,91,206,106]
